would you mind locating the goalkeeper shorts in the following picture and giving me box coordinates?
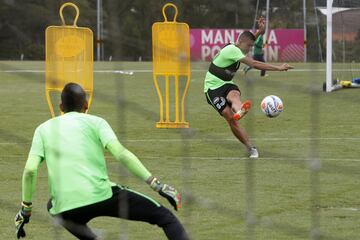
[47,186,187,240]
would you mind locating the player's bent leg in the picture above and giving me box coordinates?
[125,188,189,240]
[52,215,98,240]
[49,186,189,240]
[106,186,189,240]
[222,106,252,148]
[226,90,251,120]
[226,89,242,112]
[48,200,99,240]
[233,100,252,121]
[222,106,258,158]
[147,205,189,240]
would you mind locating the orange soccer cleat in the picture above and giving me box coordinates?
[233,100,252,121]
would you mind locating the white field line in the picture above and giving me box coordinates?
[124,137,360,142]
[320,206,360,211]
[1,155,360,162]
[139,156,360,162]
[1,68,360,74]
[1,137,360,145]
[135,156,360,162]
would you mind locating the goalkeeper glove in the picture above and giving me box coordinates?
[147,176,181,211]
[15,202,32,239]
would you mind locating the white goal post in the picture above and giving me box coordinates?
[326,0,333,92]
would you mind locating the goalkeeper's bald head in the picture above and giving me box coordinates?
[60,83,88,113]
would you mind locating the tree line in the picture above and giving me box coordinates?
[0,0,359,61]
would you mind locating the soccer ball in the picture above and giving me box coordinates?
[260,95,283,118]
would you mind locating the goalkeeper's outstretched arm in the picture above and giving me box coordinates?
[106,139,181,210]
[15,155,42,239]
[106,139,152,181]
[22,155,42,203]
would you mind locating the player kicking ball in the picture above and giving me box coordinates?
[204,18,293,158]
[14,83,189,240]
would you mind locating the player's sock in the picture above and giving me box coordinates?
[233,100,252,121]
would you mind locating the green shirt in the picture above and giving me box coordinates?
[253,35,264,56]
[204,44,245,92]
[29,112,118,214]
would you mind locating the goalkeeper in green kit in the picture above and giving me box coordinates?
[204,17,293,158]
[15,83,189,240]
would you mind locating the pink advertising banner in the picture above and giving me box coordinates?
[190,29,304,62]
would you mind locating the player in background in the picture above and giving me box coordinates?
[14,83,189,240]
[243,17,267,76]
[204,18,293,158]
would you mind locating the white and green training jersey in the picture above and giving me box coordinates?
[204,44,245,92]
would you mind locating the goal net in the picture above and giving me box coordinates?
[323,0,360,91]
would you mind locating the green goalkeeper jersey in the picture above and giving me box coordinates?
[253,35,264,56]
[204,43,245,92]
[27,112,151,214]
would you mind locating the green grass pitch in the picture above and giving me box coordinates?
[0,61,359,239]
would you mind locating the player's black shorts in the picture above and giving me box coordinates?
[205,83,240,114]
[47,186,188,240]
